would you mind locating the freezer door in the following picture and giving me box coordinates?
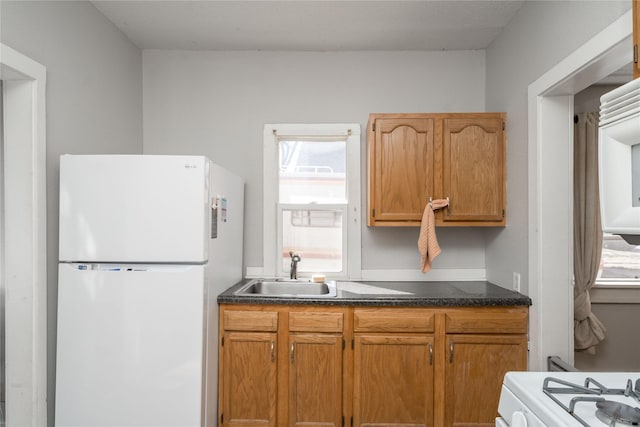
[59,155,209,263]
[55,263,206,427]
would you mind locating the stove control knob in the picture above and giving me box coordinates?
[511,411,527,427]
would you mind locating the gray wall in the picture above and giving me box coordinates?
[0,1,143,423]
[142,49,489,273]
[574,303,640,371]
[484,0,631,294]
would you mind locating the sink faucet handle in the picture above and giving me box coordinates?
[289,251,301,279]
[289,251,301,262]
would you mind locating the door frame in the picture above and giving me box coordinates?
[0,43,47,425]
[527,11,633,370]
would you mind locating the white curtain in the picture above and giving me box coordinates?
[573,112,606,354]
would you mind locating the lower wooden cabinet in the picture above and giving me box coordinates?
[219,307,347,427]
[221,332,278,427]
[289,334,343,427]
[353,335,434,427]
[444,334,527,427]
[218,305,528,427]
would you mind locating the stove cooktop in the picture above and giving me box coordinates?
[499,372,640,426]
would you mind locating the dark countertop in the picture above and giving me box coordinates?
[217,279,532,307]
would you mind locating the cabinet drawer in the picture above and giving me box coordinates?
[223,310,278,332]
[445,307,528,334]
[354,308,435,332]
[289,312,344,333]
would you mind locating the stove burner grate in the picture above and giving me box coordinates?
[595,400,640,426]
[542,377,640,427]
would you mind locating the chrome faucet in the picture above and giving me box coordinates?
[289,251,301,280]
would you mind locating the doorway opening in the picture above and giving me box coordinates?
[527,11,633,370]
[0,44,47,425]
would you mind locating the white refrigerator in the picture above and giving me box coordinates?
[55,155,244,427]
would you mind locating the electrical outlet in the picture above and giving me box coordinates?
[512,272,521,292]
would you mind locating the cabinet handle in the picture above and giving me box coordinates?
[290,342,295,363]
[429,343,433,366]
[446,196,450,215]
[449,340,454,363]
[271,341,275,362]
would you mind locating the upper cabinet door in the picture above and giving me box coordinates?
[440,116,506,225]
[368,116,434,226]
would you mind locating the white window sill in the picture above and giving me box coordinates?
[590,284,640,303]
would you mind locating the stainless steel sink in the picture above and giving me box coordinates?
[234,279,337,298]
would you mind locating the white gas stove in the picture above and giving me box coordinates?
[497,371,640,426]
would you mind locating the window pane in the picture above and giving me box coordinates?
[281,209,343,273]
[279,140,346,203]
[598,233,640,281]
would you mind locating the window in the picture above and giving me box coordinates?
[263,124,361,279]
[597,233,640,284]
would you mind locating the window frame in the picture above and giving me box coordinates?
[263,123,361,280]
[592,232,640,302]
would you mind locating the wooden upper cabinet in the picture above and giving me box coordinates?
[440,115,506,225]
[634,0,639,79]
[367,113,506,227]
[368,116,434,225]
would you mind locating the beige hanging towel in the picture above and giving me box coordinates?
[418,199,449,273]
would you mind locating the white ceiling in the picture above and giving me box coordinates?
[91,0,527,51]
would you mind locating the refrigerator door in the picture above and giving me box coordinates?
[59,155,209,263]
[55,263,206,427]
